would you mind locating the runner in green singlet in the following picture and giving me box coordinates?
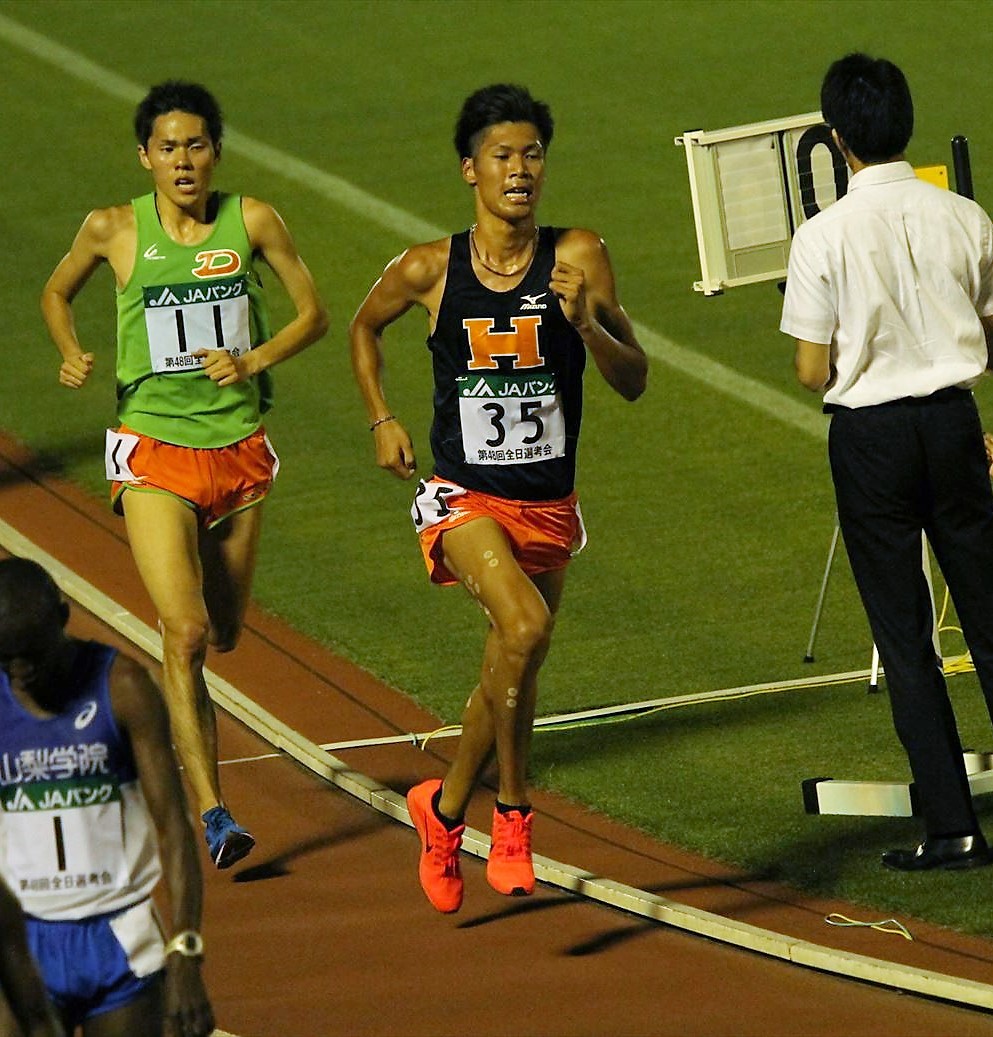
[40,81,329,870]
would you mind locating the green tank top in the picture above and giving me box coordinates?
[116,192,274,447]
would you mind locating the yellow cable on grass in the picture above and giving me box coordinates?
[826,913,913,941]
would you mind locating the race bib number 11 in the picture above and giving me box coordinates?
[143,275,251,373]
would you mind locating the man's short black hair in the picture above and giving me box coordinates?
[820,53,913,163]
[453,84,554,159]
[134,80,224,148]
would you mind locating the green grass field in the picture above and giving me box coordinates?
[4,0,993,935]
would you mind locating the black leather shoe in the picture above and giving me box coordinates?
[882,834,993,872]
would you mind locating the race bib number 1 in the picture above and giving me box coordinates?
[2,780,130,898]
[104,429,140,482]
[143,276,251,373]
[457,372,565,466]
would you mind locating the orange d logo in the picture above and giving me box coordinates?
[192,249,242,278]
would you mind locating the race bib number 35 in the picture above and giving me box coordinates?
[143,276,251,373]
[457,372,565,466]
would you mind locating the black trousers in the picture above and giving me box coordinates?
[829,388,993,837]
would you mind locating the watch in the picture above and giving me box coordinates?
[164,930,205,958]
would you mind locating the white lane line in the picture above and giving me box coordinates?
[219,752,283,765]
[1,513,991,1011]
[0,11,826,443]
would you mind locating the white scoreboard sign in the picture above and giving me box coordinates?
[675,112,849,295]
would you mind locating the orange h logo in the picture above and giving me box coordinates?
[463,316,544,370]
[192,249,242,279]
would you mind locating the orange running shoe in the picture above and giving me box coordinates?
[487,806,535,895]
[406,779,465,913]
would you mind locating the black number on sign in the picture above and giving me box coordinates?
[53,816,66,871]
[412,480,427,525]
[412,480,458,528]
[483,402,506,447]
[520,401,544,445]
[175,310,188,353]
[794,125,848,221]
[213,304,226,349]
[110,439,125,476]
[174,306,226,354]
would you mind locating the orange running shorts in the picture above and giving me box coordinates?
[411,476,587,586]
[106,425,278,528]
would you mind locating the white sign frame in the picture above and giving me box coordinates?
[675,112,849,295]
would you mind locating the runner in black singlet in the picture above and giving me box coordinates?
[350,84,647,914]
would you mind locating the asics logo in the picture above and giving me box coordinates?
[74,700,98,730]
[520,292,548,311]
[143,244,166,261]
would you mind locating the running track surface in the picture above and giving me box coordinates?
[3,432,993,1037]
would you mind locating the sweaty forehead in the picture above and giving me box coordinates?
[476,121,544,152]
[150,110,211,142]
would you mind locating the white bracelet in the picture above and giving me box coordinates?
[164,930,204,958]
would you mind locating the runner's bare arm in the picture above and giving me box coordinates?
[40,207,132,390]
[349,241,449,479]
[0,878,64,1037]
[195,198,329,386]
[110,655,215,1037]
[551,230,647,401]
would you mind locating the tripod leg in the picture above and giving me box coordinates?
[804,520,841,663]
[867,534,939,693]
[922,534,941,659]
[869,643,881,693]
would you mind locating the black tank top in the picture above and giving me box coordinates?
[428,227,586,500]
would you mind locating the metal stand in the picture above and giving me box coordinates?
[802,522,840,664]
[803,519,940,692]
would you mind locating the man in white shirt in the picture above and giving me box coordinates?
[781,53,993,871]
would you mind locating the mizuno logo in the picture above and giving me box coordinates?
[143,244,166,261]
[520,292,548,311]
[521,292,546,306]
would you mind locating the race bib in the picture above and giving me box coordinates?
[142,275,251,373]
[457,372,565,466]
[411,479,467,531]
[105,428,140,482]
[1,777,130,899]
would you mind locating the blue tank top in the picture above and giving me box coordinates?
[428,227,586,500]
[0,642,160,920]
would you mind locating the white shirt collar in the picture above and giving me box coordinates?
[847,160,916,191]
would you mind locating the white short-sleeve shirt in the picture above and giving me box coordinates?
[780,161,993,408]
